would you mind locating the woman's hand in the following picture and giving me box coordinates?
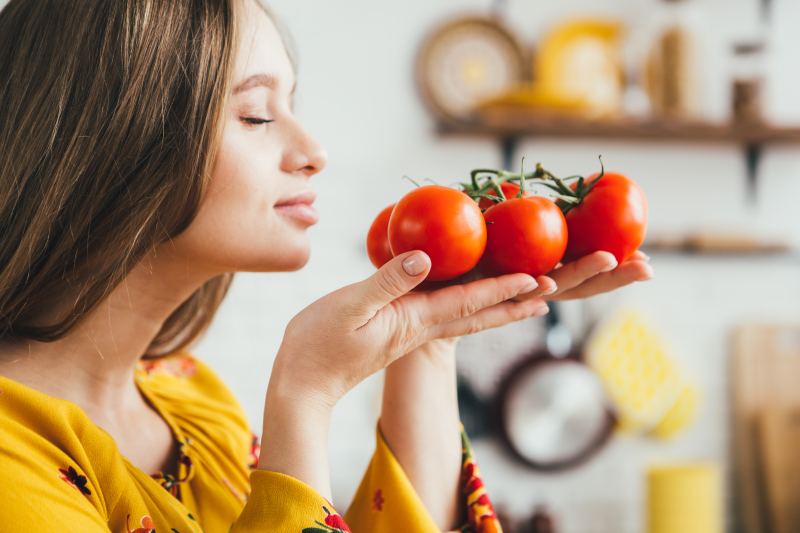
[269,250,549,410]
[259,250,548,499]
[513,250,653,302]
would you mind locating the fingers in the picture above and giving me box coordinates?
[429,297,550,339]
[350,251,431,318]
[551,259,654,301]
[510,275,558,302]
[414,273,538,327]
[547,251,618,295]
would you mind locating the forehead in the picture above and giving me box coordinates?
[233,1,294,89]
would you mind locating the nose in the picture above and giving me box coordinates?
[281,119,328,177]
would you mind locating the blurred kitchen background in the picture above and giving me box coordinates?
[199,0,800,532]
[22,0,799,531]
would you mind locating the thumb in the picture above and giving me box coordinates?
[352,251,431,317]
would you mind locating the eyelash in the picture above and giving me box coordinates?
[240,117,275,127]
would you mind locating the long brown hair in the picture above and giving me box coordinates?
[0,0,256,357]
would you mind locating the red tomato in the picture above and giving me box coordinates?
[388,185,487,282]
[366,204,395,269]
[562,172,647,263]
[481,197,568,277]
[478,182,532,210]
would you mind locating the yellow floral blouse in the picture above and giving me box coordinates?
[0,350,502,532]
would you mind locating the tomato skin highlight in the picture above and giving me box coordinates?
[366,204,395,269]
[563,172,648,264]
[388,185,487,282]
[477,182,532,210]
[482,197,568,277]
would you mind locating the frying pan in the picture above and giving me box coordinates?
[496,303,616,471]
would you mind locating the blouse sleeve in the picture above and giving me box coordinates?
[343,423,503,533]
[230,470,353,533]
[230,424,502,533]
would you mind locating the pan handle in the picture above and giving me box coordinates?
[544,302,572,357]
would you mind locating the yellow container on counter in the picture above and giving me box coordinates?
[646,463,723,533]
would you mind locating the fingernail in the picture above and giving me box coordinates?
[520,279,538,293]
[544,284,558,296]
[601,258,618,273]
[402,253,426,276]
[536,305,550,316]
[641,253,651,261]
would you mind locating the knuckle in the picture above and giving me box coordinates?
[523,304,544,320]
[457,286,483,318]
[459,319,482,336]
[499,277,522,300]
[375,269,403,298]
[458,298,481,319]
[509,305,529,322]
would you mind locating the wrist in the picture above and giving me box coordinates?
[269,346,343,412]
[259,371,335,499]
[383,339,459,407]
[397,337,459,369]
[259,391,332,469]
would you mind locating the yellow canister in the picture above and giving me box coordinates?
[646,463,723,533]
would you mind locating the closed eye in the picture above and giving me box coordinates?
[240,117,275,126]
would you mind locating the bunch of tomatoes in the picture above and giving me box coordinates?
[366,159,648,282]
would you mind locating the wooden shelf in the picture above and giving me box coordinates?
[434,105,800,202]
[437,106,800,144]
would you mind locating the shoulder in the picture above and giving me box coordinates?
[0,375,113,527]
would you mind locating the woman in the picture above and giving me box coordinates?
[0,0,652,531]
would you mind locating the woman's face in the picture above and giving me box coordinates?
[167,0,327,277]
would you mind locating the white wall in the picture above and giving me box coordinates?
[5,0,800,531]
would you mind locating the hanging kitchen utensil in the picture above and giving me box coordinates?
[496,303,616,471]
[416,14,527,120]
[457,372,493,439]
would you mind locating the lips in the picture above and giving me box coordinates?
[275,190,317,207]
[274,190,319,225]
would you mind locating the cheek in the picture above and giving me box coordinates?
[201,123,290,239]
[211,131,275,211]
[163,126,311,273]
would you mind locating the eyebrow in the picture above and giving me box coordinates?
[232,73,296,95]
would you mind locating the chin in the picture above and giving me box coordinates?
[269,245,310,272]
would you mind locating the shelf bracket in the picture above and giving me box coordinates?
[501,136,519,170]
[744,143,763,205]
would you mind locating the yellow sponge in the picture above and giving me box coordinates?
[587,310,696,439]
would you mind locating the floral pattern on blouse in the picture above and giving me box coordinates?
[460,430,502,533]
[58,465,91,496]
[302,505,352,533]
[150,439,194,501]
[125,514,155,533]
[137,356,197,379]
[372,488,384,512]
[248,432,261,470]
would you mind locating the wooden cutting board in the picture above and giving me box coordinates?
[757,408,800,533]
[732,324,800,533]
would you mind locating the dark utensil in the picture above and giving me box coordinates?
[496,303,616,471]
